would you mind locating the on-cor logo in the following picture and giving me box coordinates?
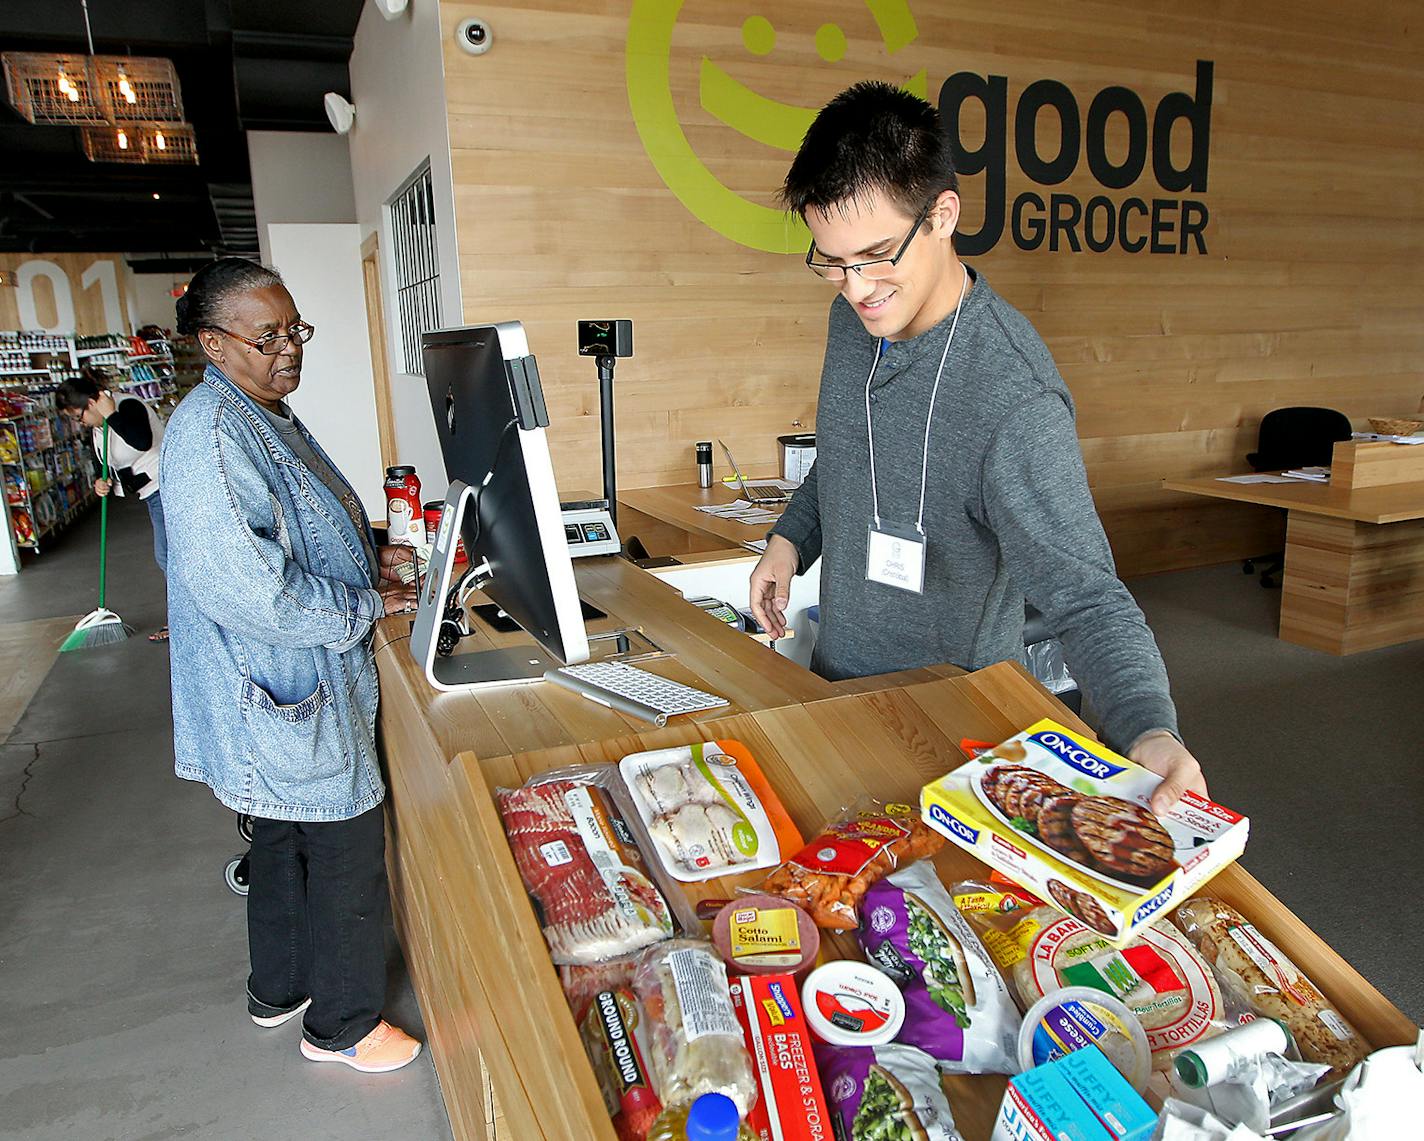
[1133,881,1176,926]
[928,803,978,845]
[1030,731,1127,781]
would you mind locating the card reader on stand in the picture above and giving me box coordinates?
[560,499,620,558]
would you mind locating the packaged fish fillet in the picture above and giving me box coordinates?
[497,765,700,966]
[618,740,802,883]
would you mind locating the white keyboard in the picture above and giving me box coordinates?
[549,661,729,720]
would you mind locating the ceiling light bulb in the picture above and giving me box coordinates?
[154,130,166,150]
[57,71,71,93]
[152,192,160,200]
[117,129,128,150]
[68,85,81,102]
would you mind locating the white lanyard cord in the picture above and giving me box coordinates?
[864,264,970,534]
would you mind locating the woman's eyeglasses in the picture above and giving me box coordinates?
[207,322,316,355]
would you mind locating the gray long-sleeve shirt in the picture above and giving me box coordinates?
[771,268,1177,753]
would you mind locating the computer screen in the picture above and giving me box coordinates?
[417,322,589,680]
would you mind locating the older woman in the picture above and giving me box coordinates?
[161,258,421,1074]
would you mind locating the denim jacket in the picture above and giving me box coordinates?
[161,366,386,821]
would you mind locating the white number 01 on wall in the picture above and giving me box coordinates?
[11,257,128,334]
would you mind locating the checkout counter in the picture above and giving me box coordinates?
[373,549,1416,1141]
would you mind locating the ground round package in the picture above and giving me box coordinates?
[1012,906,1229,1068]
[858,862,1020,1074]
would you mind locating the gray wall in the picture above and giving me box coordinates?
[247,131,358,264]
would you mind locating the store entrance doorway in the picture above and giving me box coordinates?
[361,233,398,473]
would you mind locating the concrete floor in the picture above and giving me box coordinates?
[0,504,1418,1140]
[0,503,452,1141]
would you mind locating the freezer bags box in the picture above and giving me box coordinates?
[991,1045,1155,1141]
[921,719,1248,947]
[729,973,832,1141]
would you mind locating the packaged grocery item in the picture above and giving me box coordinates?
[858,862,1021,1074]
[497,766,698,965]
[921,719,1250,946]
[578,987,664,1141]
[633,940,760,1118]
[992,1045,1156,1141]
[1173,1017,1291,1089]
[712,896,820,980]
[1019,987,1153,1092]
[1173,898,1370,1077]
[729,974,833,1141]
[815,1042,962,1141]
[619,741,802,882]
[562,959,642,1020]
[647,1092,757,1141]
[758,799,944,930]
[984,904,1229,1071]
[801,961,905,1048]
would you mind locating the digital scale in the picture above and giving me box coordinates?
[559,500,620,558]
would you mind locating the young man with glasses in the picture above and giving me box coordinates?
[748,82,1205,813]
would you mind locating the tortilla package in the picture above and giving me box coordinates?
[858,864,1020,1074]
[814,1042,962,1141]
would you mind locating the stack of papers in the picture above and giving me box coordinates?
[1281,466,1330,482]
[1352,431,1424,446]
[1216,474,1301,485]
[694,500,779,524]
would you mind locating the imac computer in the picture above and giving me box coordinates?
[409,322,590,691]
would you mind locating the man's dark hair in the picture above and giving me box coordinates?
[174,257,284,335]
[780,81,958,220]
[54,367,109,412]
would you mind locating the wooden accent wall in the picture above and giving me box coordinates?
[0,252,134,336]
[439,0,1424,575]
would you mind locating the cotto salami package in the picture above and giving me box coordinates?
[858,863,1021,1074]
[921,720,1249,947]
[497,766,700,965]
[815,1042,962,1141]
[729,973,832,1141]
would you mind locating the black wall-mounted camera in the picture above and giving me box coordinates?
[577,319,633,359]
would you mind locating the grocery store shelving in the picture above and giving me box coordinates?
[0,329,177,553]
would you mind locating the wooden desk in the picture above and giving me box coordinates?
[1164,473,1424,654]
[375,554,1414,1141]
[620,482,786,551]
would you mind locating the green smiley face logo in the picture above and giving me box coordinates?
[627,2,925,253]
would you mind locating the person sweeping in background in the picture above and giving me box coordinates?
[56,366,169,645]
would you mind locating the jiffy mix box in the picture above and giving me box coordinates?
[921,720,1248,947]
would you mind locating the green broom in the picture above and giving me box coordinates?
[61,421,133,651]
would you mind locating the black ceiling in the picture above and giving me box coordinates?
[0,0,364,262]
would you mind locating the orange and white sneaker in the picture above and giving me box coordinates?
[300,1020,421,1073]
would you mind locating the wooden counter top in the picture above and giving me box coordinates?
[1164,473,1424,524]
[375,555,1416,1141]
[620,482,788,549]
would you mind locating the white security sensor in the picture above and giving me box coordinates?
[373,0,409,19]
[324,92,356,135]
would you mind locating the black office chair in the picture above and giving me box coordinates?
[1242,406,1352,587]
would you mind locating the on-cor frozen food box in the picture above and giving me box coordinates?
[921,720,1248,948]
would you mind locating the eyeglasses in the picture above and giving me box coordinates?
[805,198,936,283]
[207,321,316,355]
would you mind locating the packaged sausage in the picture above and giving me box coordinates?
[758,799,945,930]
[619,740,803,882]
[497,766,700,965]
[814,1042,962,1141]
[1173,898,1370,1077]
[633,939,760,1117]
[712,895,821,981]
[858,862,1021,1074]
[577,987,664,1141]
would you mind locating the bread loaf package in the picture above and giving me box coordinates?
[1173,898,1370,1077]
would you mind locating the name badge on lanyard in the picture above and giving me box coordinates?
[861,265,969,600]
[866,520,926,594]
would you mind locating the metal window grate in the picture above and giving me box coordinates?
[390,164,442,375]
